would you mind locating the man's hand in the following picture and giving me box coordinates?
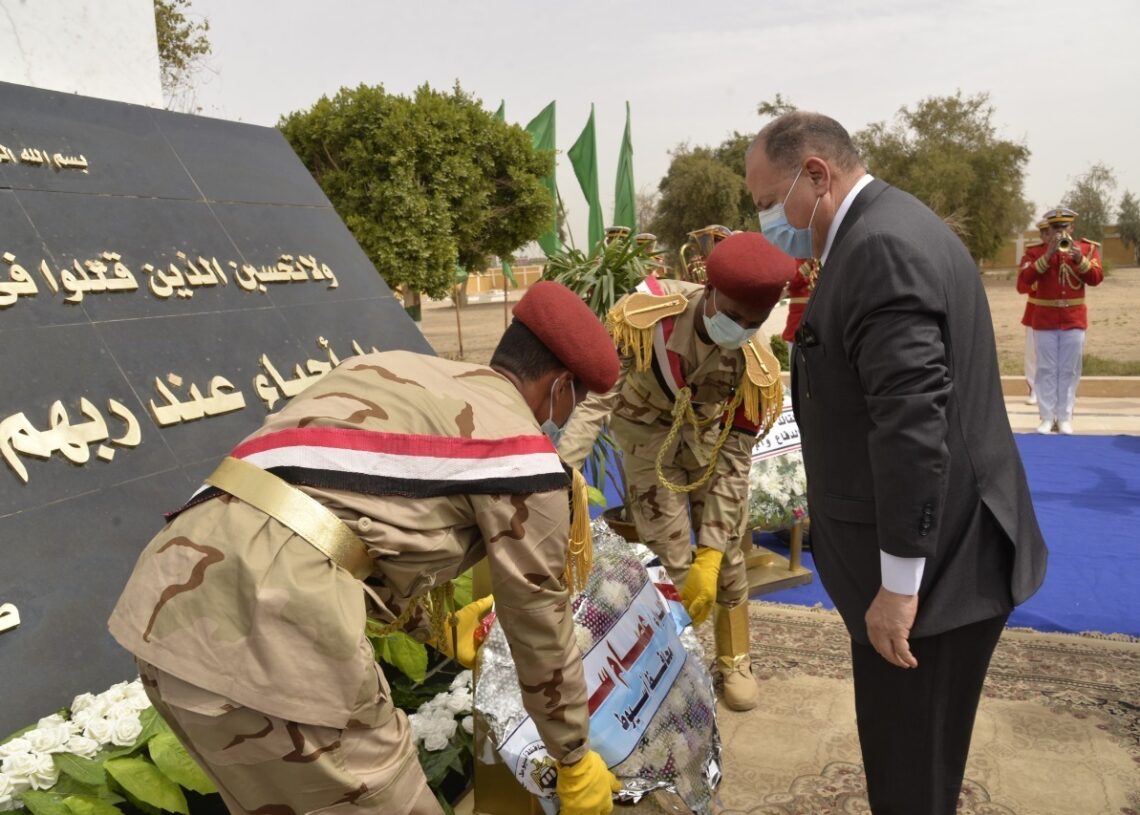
[680,547,723,626]
[556,750,621,815]
[432,595,494,668]
[864,585,919,668]
[1044,233,1060,261]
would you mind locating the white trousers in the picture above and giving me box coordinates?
[1033,328,1085,422]
[1024,326,1036,392]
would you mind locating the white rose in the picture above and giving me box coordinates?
[125,686,152,712]
[100,682,133,704]
[448,670,472,692]
[461,716,473,735]
[65,735,101,759]
[422,730,450,752]
[84,717,115,746]
[2,751,57,791]
[0,738,31,759]
[24,724,72,754]
[108,715,143,747]
[0,771,16,810]
[70,692,97,714]
[36,714,66,729]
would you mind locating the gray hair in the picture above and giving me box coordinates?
[749,112,863,176]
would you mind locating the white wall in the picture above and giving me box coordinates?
[0,0,162,107]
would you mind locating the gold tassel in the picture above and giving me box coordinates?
[564,468,593,593]
[606,304,654,372]
[742,377,761,425]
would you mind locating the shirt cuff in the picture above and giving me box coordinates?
[880,551,925,595]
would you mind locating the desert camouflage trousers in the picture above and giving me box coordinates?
[611,414,751,606]
[137,660,442,815]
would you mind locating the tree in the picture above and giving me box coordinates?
[756,93,797,118]
[649,147,750,254]
[854,91,1031,261]
[279,83,554,301]
[1064,162,1117,243]
[1118,190,1140,264]
[154,0,211,110]
[635,189,659,236]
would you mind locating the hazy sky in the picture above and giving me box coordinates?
[186,0,1140,250]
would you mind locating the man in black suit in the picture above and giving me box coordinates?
[744,112,1047,814]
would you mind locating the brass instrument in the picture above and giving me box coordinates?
[678,224,733,283]
[1058,235,1073,252]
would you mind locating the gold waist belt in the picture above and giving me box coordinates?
[788,297,810,304]
[1028,297,1084,307]
[205,456,372,580]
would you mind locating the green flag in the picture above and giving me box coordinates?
[568,104,605,251]
[494,100,518,286]
[613,101,636,230]
[525,101,561,256]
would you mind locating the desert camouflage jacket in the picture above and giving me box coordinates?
[109,351,590,762]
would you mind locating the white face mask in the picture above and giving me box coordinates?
[701,289,757,350]
[758,166,819,258]
[540,377,573,446]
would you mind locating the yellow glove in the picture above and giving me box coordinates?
[432,595,494,668]
[680,547,723,626]
[556,750,621,815]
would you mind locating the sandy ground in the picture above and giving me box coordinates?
[420,267,1140,373]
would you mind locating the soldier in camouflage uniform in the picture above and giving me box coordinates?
[109,282,622,815]
[557,232,795,712]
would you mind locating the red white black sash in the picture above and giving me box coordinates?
[638,275,686,399]
[170,426,569,519]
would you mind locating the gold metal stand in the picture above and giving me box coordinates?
[744,519,813,595]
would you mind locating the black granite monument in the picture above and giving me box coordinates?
[0,81,430,734]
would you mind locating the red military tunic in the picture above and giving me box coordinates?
[1016,239,1103,331]
[1016,243,1042,327]
[782,259,818,342]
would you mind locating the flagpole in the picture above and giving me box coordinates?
[454,285,465,358]
[557,189,576,251]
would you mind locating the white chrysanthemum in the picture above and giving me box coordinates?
[461,716,473,735]
[24,723,72,754]
[83,717,114,746]
[108,714,142,747]
[444,689,472,715]
[64,735,101,759]
[2,751,58,791]
[449,670,472,692]
[0,738,31,760]
[597,580,630,611]
[574,625,595,652]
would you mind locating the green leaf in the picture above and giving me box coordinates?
[53,753,106,787]
[586,485,607,507]
[18,792,71,815]
[376,631,428,683]
[104,757,188,815]
[452,571,473,608]
[61,796,123,815]
[132,708,169,748]
[147,731,216,795]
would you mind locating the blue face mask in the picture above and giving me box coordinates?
[702,289,757,350]
[758,166,820,258]
[541,377,573,447]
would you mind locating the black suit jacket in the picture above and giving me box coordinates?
[792,179,1047,643]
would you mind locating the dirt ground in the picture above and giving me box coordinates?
[420,267,1140,374]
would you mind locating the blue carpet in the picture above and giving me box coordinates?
[590,435,1140,636]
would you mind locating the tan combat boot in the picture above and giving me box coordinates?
[714,602,758,711]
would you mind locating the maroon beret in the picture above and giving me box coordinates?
[512,281,620,393]
[706,232,797,312]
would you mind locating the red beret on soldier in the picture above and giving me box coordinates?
[705,231,797,314]
[512,280,620,394]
